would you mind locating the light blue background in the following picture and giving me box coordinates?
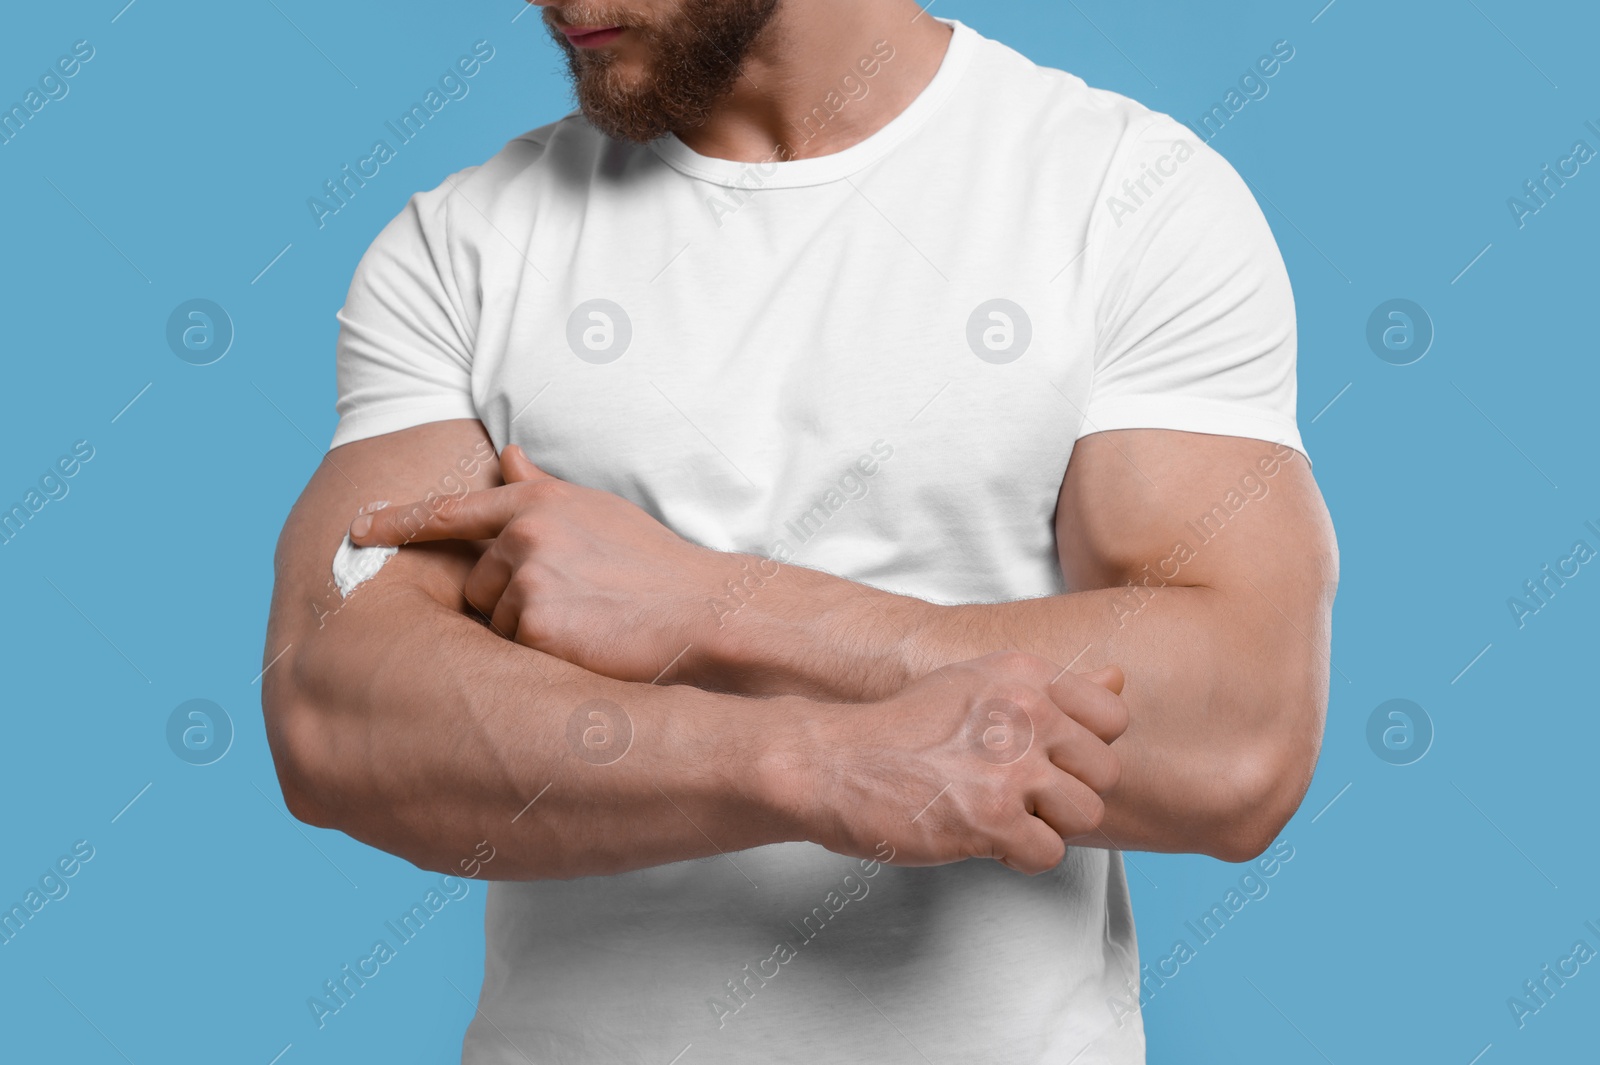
[2,1,1595,1061]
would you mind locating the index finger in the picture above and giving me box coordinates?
[349,486,520,547]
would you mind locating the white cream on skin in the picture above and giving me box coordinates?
[332,501,397,598]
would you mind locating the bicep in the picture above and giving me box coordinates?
[1055,429,1337,610]
[267,418,501,647]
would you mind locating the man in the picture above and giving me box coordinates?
[262,0,1338,1061]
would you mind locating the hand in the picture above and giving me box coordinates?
[348,445,736,683]
[802,651,1128,875]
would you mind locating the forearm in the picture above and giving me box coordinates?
[704,566,1327,860]
[265,576,812,882]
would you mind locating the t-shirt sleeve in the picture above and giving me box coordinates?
[1079,114,1306,461]
[329,170,481,450]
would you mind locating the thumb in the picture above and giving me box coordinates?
[1079,665,1125,696]
[501,444,554,485]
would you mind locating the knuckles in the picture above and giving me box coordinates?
[973,681,1051,724]
[971,777,1017,825]
[424,493,469,528]
[517,478,571,504]
[500,514,542,550]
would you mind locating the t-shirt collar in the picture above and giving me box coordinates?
[648,18,975,189]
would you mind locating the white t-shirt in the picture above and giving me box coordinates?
[331,18,1303,1064]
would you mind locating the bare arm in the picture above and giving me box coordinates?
[696,430,1339,861]
[261,420,810,880]
[262,419,1129,880]
[373,430,1336,863]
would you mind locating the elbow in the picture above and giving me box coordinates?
[261,671,338,831]
[1205,722,1322,864]
[261,631,387,837]
[261,658,538,880]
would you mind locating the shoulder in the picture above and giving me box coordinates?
[399,110,644,243]
[955,24,1183,165]
[966,40,1269,268]
[954,21,1256,213]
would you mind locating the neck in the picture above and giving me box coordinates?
[675,0,952,163]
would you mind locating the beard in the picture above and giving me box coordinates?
[545,0,783,144]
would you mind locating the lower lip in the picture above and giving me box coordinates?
[565,27,624,48]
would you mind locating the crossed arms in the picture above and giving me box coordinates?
[261,417,1337,880]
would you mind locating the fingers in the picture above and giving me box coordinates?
[491,595,523,645]
[487,567,548,648]
[350,488,520,547]
[1046,670,1130,744]
[348,447,557,548]
[464,551,514,624]
[963,652,1128,744]
[1038,711,1121,795]
[1079,664,1124,696]
[994,814,1068,875]
[1029,772,1108,840]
